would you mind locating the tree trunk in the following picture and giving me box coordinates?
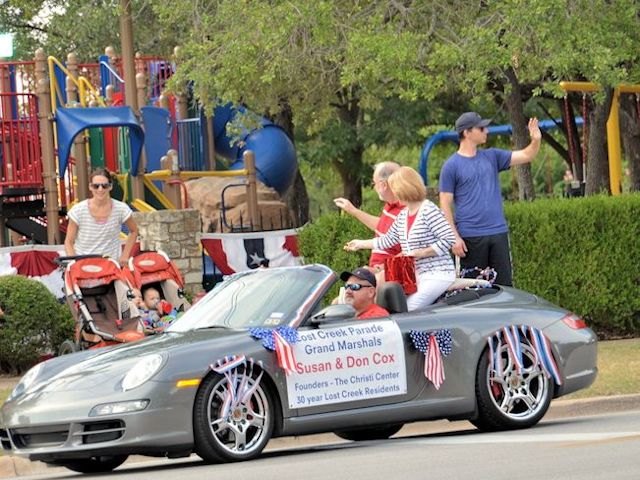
[334,92,364,206]
[585,88,614,195]
[271,98,310,226]
[619,94,640,192]
[504,68,535,200]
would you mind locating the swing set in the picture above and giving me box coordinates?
[559,81,640,195]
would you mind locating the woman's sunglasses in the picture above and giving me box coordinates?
[344,283,374,291]
[91,182,112,190]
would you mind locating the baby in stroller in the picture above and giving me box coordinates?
[58,255,146,354]
[124,250,190,332]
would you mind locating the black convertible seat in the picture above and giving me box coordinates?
[377,281,408,314]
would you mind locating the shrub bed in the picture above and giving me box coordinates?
[299,193,640,337]
[506,193,640,337]
[0,275,74,373]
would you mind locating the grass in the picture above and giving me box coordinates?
[564,338,640,399]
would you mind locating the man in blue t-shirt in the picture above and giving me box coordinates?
[439,112,541,286]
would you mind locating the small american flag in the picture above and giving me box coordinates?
[426,335,445,390]
[274,330,297,375]
[409,329,452,389]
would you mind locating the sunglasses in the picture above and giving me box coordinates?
[90,182,112,190]
[345,283,374,291]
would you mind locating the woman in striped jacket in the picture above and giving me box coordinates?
[345,167,456,311]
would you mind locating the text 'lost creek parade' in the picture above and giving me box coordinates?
[286,322,407,408]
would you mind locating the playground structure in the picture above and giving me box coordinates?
[559,81,640,196]
[0,47,299,246]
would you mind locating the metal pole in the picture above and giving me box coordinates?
[34,48,61,244]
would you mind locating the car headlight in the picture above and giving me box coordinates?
[7,362,44,401]
[121,354,163,391]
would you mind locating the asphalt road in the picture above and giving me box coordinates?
[16,409,640,480]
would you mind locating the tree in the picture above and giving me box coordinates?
[153,1,435,206]
[0,0,176,61]
[421,0,640,198]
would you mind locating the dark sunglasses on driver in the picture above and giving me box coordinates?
[344,283,374,291]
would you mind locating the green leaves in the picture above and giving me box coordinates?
[507,193,640,336]
[0,276,74,373]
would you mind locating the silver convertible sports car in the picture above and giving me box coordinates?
[0,265,597,473]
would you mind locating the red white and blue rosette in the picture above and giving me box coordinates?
[249,326,299,375]
[409,329,453,390]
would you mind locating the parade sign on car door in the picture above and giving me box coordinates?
[287,321,407,408]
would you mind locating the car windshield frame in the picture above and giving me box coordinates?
[166,265,335,332]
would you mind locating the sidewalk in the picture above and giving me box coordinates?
[1,393,639,478]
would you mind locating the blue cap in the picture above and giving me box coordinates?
[455,112,491,133]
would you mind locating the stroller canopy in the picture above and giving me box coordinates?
[65,258,130,294]
[124,251,185,290]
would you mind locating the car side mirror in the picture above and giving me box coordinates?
[310,304,356,325]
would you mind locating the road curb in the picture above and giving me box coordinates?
[1,394,639,478]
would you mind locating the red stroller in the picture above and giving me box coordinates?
[123,250,190,331]
[59,256,145,354]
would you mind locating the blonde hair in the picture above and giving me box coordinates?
[387,167,426,203]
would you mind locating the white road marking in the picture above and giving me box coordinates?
[407,431,640,445]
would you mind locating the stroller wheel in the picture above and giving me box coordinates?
[59,340,80,356]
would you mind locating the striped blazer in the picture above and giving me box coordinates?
[373,200,455,275]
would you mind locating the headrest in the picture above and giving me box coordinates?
[376,281,408,314]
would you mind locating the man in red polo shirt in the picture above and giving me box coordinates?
[340,268,389,319]
[334,162,403,272]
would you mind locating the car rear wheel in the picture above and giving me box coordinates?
[193,370,274,463]
[334,424,403,442]
[54,454,128,473]
[472,342,552,431]
[58,340,79,356]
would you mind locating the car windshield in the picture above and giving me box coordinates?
[167,265,335,331]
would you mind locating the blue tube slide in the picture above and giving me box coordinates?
[206,103,298,195]
[419,117,583,185]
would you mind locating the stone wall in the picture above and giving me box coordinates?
[132,209,202,295]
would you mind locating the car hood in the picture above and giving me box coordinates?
[14,328,247,399]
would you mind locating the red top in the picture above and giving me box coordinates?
[406,212,418,233]
[370,202,404,267]
[357,303,390,319]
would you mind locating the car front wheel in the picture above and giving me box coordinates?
[193,370,274,463]
[472,342,553,431]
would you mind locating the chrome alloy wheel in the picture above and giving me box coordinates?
[486,343,549,421]
[206,376,270,456]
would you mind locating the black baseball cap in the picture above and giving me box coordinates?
[340,267,377,288]
[455,112,491,133]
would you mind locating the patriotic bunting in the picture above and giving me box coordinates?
[409,329,453,390]
[487,325,562,385]
[460,266,498,285]
[249,326,299,375]
[209,355,264,417]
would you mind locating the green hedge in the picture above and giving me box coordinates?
[0,276,74,373]
[299,193,640,336]
[506,194,640,336]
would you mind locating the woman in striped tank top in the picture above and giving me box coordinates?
[64,168,139,267]
[345,167,455,311]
